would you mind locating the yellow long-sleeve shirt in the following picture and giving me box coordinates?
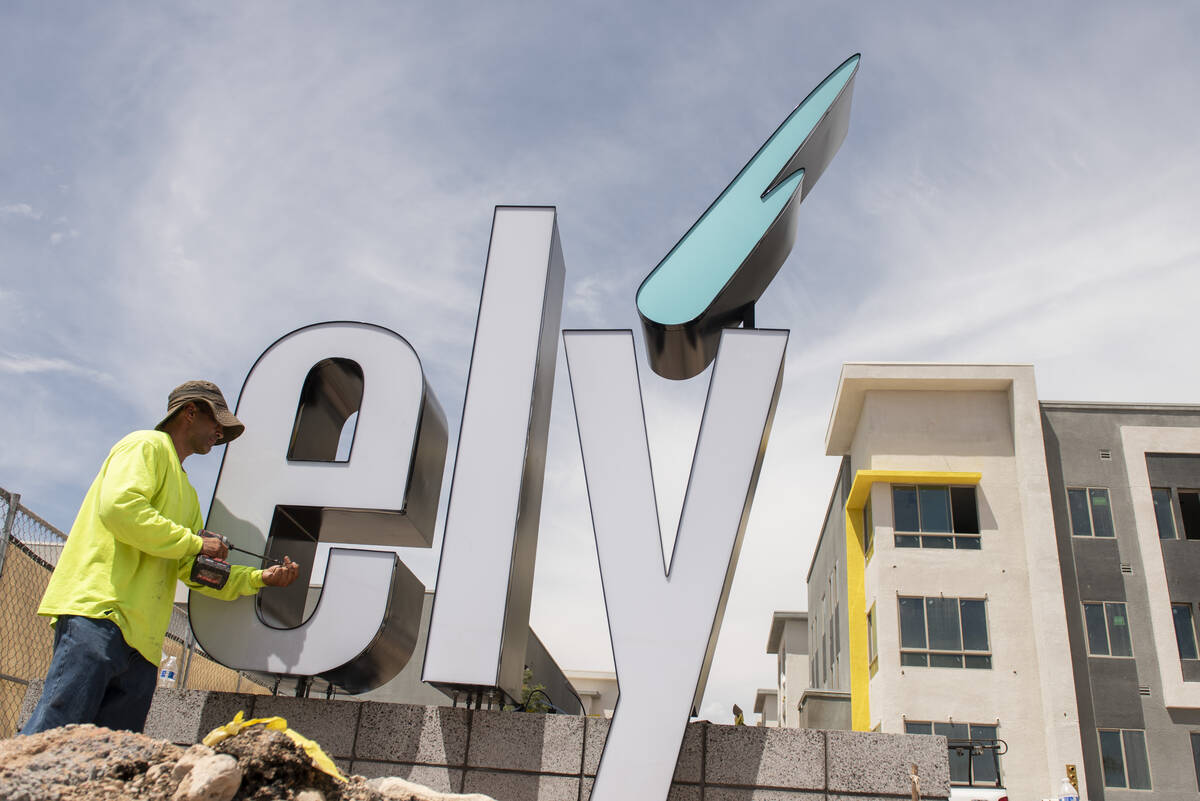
[38,430,264,664]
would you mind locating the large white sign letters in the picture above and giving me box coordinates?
[190,322,447,691]
[423,206,565,702]
[565,329,787,800]
[193,55,859,798]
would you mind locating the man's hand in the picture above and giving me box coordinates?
[262,556,300,587]
[198,530,229,560]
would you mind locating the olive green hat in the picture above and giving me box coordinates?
[155,380,245,443]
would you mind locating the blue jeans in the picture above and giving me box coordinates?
[21,615,158,734]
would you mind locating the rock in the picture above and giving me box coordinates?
[172,743,217,783]
[366,777,493,801]
[0,724,184,800]
[0,723,492,801]
[146,763,172,783]
[172,754,241,801]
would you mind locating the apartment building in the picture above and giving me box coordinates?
[798,362,1200,800]
[765,611,809,727]
[1041,402,1200,799]
[754,688,779,726]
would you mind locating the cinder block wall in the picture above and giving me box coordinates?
[20,684,951,800]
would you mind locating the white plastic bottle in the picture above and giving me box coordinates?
[157,655,177,689]
[1058,776,1079,801]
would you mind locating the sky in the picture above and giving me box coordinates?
[2,2,1200,723]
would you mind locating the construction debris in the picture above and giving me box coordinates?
[0,724,493,801]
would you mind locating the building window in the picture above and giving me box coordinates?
[832,602,840,673]
[1068,487,1115,537]
[863,497,874,557]
[1099,729,1151,790]
[1083,602,1133,657]
[1180,491,1200,540]
[898,596,991,669]
[867,603,878,670]
[1174,603,1199,660]
[1153,488,1177,539]
[820,634,826,687]
[892,485,981,549]
[905,721,1000,786]
[1192,733,1200,792]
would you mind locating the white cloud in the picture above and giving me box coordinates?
[48,228,78,245]
[0,353,106,379]
[0,202,41,220]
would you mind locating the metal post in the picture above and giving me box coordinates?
[0,490,20,578]
[180,628,195,688]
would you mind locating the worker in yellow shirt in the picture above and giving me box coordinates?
[22,380,300,734]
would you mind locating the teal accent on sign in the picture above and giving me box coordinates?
[636,55,860,327]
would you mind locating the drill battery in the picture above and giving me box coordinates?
[190,554,231,590]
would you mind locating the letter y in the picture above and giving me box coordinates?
[564,327,786,801]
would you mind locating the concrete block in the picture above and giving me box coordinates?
[18,680,43,732]
[467,709,583,775]
[355,702,470,766]
[463,770,578,801]
[705,724,825,790]
[19,681,255,744]
[826,730,950,798]
[705,790,823,801]
[143,689,258,745]
[580,777,699,801]
[674,722,705,783]
[828,796,949,801]
[252,695,362,759]
[351,761,464,793]
[827,796,928,801]
[668,784,702,801]
[583,716,608,775]
[583,718,703,781]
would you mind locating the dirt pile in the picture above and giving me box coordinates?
[0,726,492,801]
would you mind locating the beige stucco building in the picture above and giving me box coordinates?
[782,362,1200,799]
[806,363,1089,801]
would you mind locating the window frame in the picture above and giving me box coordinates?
[897,594,992,669]
[867,602,878,674]
[1152,487,1177,540]
[863,496,874,560]
[892,484,982,549]
[1098,728,1152,790]
[1083,601,1134,658]
[1067,486,1116,538]
[904,720,1002,786]
[1173,603,1199,661]
[1191,732,1200,792]
[1179,489,1200,540]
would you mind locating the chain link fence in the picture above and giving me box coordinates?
[0,486,270,737]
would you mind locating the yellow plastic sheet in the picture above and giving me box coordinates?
[203,710,348,782]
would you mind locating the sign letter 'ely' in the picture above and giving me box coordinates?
[193,54,859,801]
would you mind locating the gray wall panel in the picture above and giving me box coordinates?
[1145,453,1200,488]
[1073,540,1126,601]
[1161,540,1200,599]
[1041,404,1200,800]
[1087,658,1144,729]
[807,457,851,693]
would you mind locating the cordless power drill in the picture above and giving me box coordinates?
[190,530,281,590]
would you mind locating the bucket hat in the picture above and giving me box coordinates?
[154,380,245,443]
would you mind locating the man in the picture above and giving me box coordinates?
[22,380,300,734]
